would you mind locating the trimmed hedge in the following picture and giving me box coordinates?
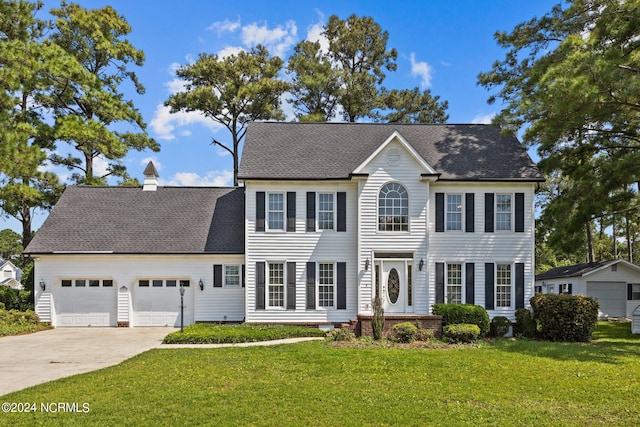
[388,322,418,343]
[443,323,481,343]
[530,294,599,342]
[489,316,511,338]
[432,303,490,336]
[514,308,537,338]
[163,323,327,344]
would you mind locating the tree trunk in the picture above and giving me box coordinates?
[626,215,633,263]
[85,151,93,184]
[613,216,618,259]
[21,203,32,251]
[586,221,595,263]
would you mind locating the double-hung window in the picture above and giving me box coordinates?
[446,194,463,231]
[225,265,241,286]
[318,193,334,230]
[496,194,512,231]
[496,263,512,307]
[318,263,335,308]
[268,193,284,230]
[446,263,463,304]
[268,262,285,308]
[631,284,640,300]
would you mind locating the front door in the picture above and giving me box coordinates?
[382,261,405,313]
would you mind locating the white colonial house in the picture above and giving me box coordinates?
[0,258,23,289]
[25,123,544,331]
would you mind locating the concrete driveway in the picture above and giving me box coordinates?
[0,327,175,396]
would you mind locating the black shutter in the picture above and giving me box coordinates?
[337,192,347,232]
[465,263,475,304]
[515,263,525,309]
[485,193,494,232]
[256,192,265,232]
[435,262,444,304]
[337,262,346,309]
[629,283,634,300]
[306,262,316,309]
[515,193,525,232]
[306,192,316,232]
[213,264,223,287]
[286,262,296,309]
[435,193,444,232]
[256,262,265,310]
[465,193,475,232]
[485,263,494,310]
[567,283,572,295]
[242,264,245,288]
[287,192,296,232]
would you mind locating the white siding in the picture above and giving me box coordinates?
[34,254,244,326]
[245,181,358,323]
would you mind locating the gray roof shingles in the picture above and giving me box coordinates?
[535,261,613,281]
[238,122,544,181]
[25,186,244,254]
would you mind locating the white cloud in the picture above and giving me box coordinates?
[140,156,162,171]
[164,78,186,95]
[207,17,241,35]
[410,53,433,88]
[149,104,222,141]
[217,46,245,59]
[471,113,495,124]
[306,20,329,53]
[160,170,234,187]
[93,156,110,178]
[241,20,297,58]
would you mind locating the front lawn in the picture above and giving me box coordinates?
[2,322,639,426]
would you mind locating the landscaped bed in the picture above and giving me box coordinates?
[2,322,638,425]
[0,309,50,337]
[162,323,327,344]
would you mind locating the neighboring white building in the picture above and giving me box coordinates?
[25,123,544,328]
[535,259,640,318]
[0,258,23,290]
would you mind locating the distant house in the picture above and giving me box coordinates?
[0,258,23,290]
[535,259,640,318]
[25,122,544,329]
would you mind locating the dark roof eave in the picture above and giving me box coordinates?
[436,177,545,182]
[25,251,245,256]
[238,176,353,181]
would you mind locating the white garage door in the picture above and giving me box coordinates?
[133,279,194,327]
[55,279,117,327]
[586,281,626,318]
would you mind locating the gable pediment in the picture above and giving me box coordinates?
[352,130,437,175]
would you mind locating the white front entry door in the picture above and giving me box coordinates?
[382,261,406,313]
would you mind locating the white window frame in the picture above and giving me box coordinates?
[378,182,410,232]
[224,265,241,287]
[446,262,464,304]
[446,194,463,231]
[317,193,335,231]
[267,262,285,309]
[495,194,512,231]
[317,262,336,309]
[559,283,571,294]
[267,192,285,231]
[495,263,512,308]
[631,283,640,300]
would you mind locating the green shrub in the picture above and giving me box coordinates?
[0,287,33,311]
[388,322,418,343]
[163,323,326,344]
[331,326,356,342]
[371,296,384,340]
[530,293,599,342]
[0,302,4,310]
[490,316,511,338]
[514,308,537,338]
[0,308,42,337]
[443,323,481,343]
[432,303,490,336]
[414,327,435,341]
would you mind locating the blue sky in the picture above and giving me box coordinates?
[4,0,560,233]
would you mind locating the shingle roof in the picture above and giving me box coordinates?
[24,186,244,254]
[238,122,544,181]
[535,261,615,281]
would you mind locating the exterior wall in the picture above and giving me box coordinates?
[428,182,537,321]
[33,254,244,326]
[245,181,358,324]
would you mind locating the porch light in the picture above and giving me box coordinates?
[39,279,46,291]
[199,279,204,291]
[365,258,369,271]
[419,259,424,271]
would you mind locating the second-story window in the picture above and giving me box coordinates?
[378,182,408,231]
[268,193,284,230]
[446,194,463,231]
[318,193,334,230]
[496,194,512,231]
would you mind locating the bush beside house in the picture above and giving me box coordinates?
[530,293,599,342]
[432,303,490,336]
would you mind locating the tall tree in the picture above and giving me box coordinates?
[479,0,640,262]
[47,1,158,185]
[165,45,289,186]
[287,15,448,123]
[0,229,22,262]
[0,0,64,250]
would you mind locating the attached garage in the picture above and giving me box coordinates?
[55,279,117,327]
[132,279,194,327]
[586,281,627,318]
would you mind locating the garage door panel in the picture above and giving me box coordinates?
[55,286,117,327]
[133,285,193,327]
[586,281,626,318]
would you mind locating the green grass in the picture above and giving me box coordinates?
[163,323,327,344]
[2,322,639,426]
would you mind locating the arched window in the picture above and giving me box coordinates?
[378,183,409,231]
